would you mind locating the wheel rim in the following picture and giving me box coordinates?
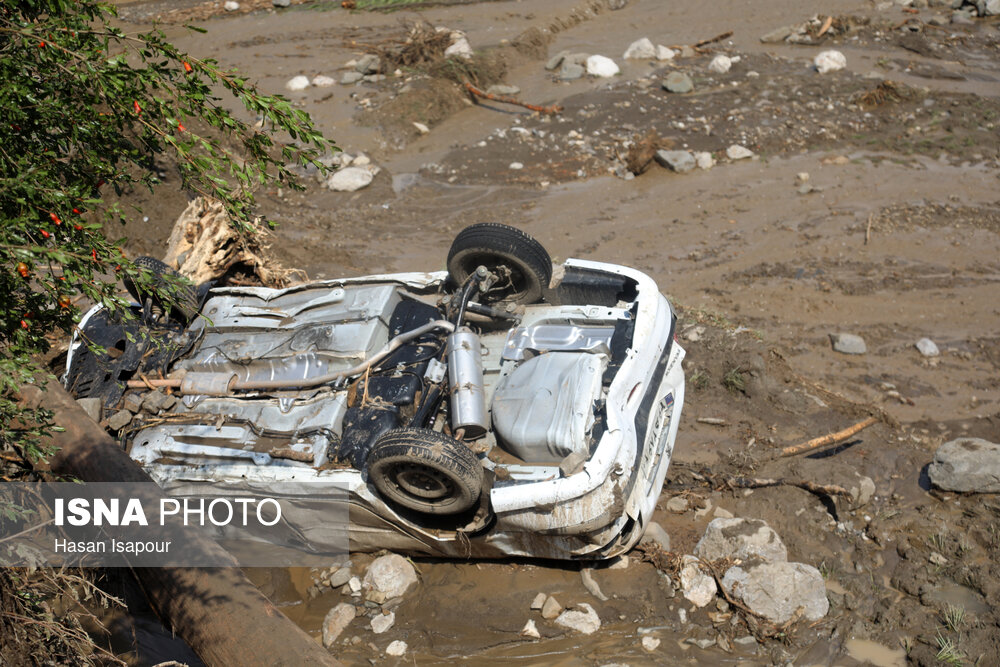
[459,254,530,301]
[390,463,455,502]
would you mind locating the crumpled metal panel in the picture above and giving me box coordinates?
[491,352,608,461]
[502,323,615,361]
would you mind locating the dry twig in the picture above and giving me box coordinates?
[718,476,853,498]
[779,416,878,458]
[464,82,562,114]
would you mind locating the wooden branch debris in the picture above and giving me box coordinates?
[719,475,853,498]
[779,416,878,458]
[671,30,734,53]
[464,82,562,115]
[865,212,874,244]
[817,16,834,37]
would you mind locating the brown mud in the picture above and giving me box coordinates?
[105,0,1000,664]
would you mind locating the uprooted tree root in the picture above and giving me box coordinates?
[634,542,806,643]
[855,80,909,108]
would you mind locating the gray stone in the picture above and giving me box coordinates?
[916,337,940,357]
[607,0,628,9]
[545,51,569,70]
[679,555,717,607]
[559,63,585,80]
[665,496,689,512]
[363,554,418,599]
[851,476,876,507]
[624,37,656,60]
[322,603,356,648]
[726,144,754,160]
[640,521,671,551]
[722,561,829,623]
[695,151,715,170]
[272,0,290,6]
[530,592,547,610]
[554,603,601,634]
[326,167,374,192]
[340,71,363,85]
[487,84,521,96]
[695,517,788,563]
[655,150,696,173]
[829,333,867,355]
[122,393,143,414]
[386,640,407,656]
[951,10,975,24]
[986,0,1000,15]
[141,389,173,414]
[662,71,693,93]
[686,637,716,650]
[328,567,352,589]
[760,25,795,43]
[541,595,562,620]
[355,54,380,75]
[929,438,1000,492]
[106,410,132,431]
[76,397,102,423]
[520,619,540,638]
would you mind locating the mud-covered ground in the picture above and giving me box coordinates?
[106,0,1000,665]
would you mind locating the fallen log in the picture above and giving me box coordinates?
[18,378,340,667]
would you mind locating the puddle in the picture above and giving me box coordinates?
[844,638,905,667]
[923,583,991,614]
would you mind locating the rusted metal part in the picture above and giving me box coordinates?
[17,378,341,667]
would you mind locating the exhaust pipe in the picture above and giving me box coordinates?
[446,328,488,440]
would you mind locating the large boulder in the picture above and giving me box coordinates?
[362,554,419,600]
[694,518,788,563]
[929,438,1000,493]
[722,561,828,623]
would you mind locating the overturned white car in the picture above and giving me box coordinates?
[64,224,685,560]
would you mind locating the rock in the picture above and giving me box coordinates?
[546,51,569,70]
[695,518,788,563]
[285,75,310,91]
[642,635,661,651]
[554,603,601,635]
[340,71,363,85]
[640,521,671,551]
[520,619,541,638]
[355,54,380,75]
[929,552,948,566]
[665,496,689,512]
[352,154,371,167]
[656,45,676,61]
[916,338,940,357]
[312,75,335,87]
[386,640,407,656]
[760,25,796,43]
[694,151,715,170]
[322,603,356,648]
[929,438,1000,492]
[412,122,430,135]
[726,144,754,160]
[951,10,975,24]
[797,172,810,183]
[986,0,1000,14]
[713,507,734,519]
[851,476,876,507]
[679,555,717,608]
[106,410,132,431]
[559,63,586,80]
[487,84,521,96]
[509,162,524,170]
[326,167,374,192]
[829,333,867,355]
[141,390,173,413]
[586,55,620,77]
[607,555,630,570]
[273,0,290,6]
[445,37,474,59]
[328,567,352,589]
[581,568,609,601]
[370,611,395,634]
[686,637,716,650]
[348,576,362,594]
[814,50,847,74]
[224,1,240,10]
[530,592,547,610]
[541,596,562,620]
[655,150,696,174]
[708,54,732,74]
[76,397,102,423]
[122,393,143,414]
[722,561,829,623]
[363,554,419,600]
[624,37,656,60]
[608,0,628,9]
[662,71,693,93]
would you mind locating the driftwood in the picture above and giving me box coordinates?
[18,379,341,667]
[718,475,852,498]
[464,82,562,115]
[164,197,299,288]
[779,416,878,458]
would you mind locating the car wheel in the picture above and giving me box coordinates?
[123,256,199,324]
[447,223,551,305]
[366,428,483,515]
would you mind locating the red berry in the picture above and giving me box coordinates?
[183,61,193,73]
[39,41,45,48]
[16,262,29,278]
[91,249,98,261]
[178,122,186,132]
[58,295,71,309]
[49,212,61,225]
[40,229,50,239]
[74,224,83,231]
[20,320,28,329]
[133,100,141,114]
[72,208,81,214]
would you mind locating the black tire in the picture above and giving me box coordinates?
[123,256,199,324]
[367,428,483,515]
[447,223,551,305]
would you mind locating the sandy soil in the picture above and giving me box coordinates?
[105,1,1000,665]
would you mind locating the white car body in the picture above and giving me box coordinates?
[65,258,684,561]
